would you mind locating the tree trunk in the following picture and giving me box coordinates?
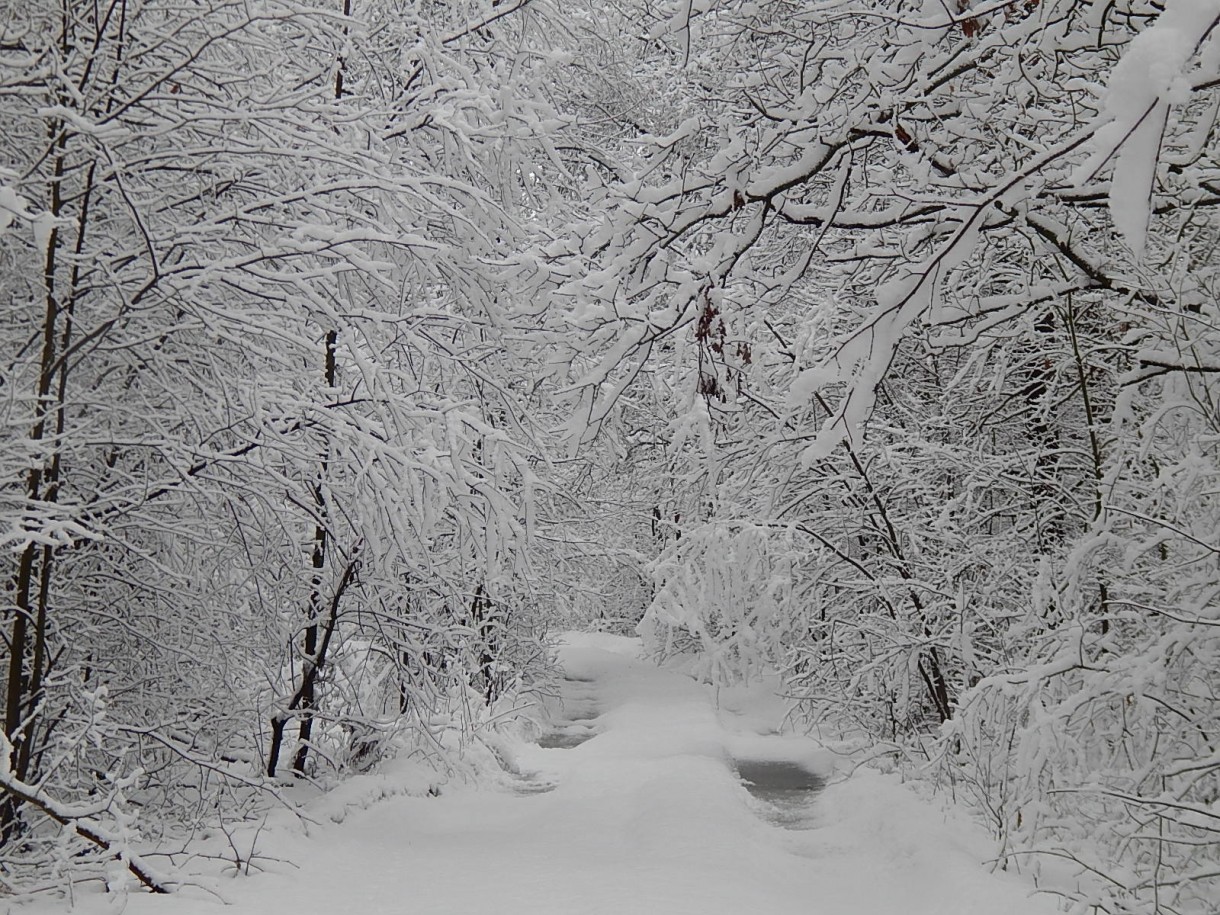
[1,124,80,844]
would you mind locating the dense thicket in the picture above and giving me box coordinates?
[530,1,1220,913]
[0,0,570,890]
[3,0,1219,911]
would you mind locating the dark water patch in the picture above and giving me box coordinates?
[565,707,599,722]
[538,728,596,749]
[539,727,595,746]
[737,759,824,793]
[513,777,558,795]
[735,759,824,827]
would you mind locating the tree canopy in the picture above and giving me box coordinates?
[2,0,1219,911]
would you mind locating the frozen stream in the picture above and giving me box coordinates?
[36,633,1064,915]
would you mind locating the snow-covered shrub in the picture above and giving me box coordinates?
[945,360,1220,914]
[640,521,801,683]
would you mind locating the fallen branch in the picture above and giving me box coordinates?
[0,737,173,893]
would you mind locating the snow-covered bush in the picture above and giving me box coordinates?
[640,521,800,683]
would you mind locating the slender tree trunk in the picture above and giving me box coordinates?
[267,327,339,779]
[266,554,356,778]
[1064,295,1111,632]
[471,584,499,705]
[841,436,954,722]
[292,504,331,776]
[284,0,353,777]
[1,121,71,843]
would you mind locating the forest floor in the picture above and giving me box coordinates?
[22,633,1065,915]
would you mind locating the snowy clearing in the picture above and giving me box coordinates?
[24,634,1064,915]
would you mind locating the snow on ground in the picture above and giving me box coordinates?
[21,633,1062,914]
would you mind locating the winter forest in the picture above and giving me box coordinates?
[1,0,1219,912]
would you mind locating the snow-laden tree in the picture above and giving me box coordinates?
[530,0,1220,911]
[0,0,572,888]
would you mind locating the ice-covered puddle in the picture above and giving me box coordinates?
[735,758,824,828]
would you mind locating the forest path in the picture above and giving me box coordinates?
[53,634,1060,915]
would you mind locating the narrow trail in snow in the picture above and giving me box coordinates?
[65,634,1062,915]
